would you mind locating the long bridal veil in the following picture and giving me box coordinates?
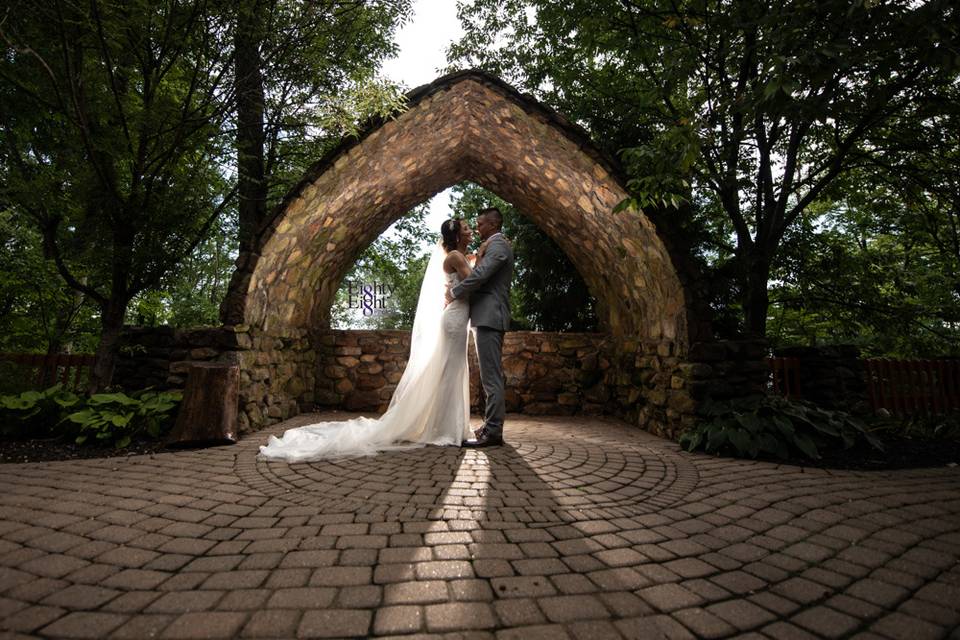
[258,241,460,462]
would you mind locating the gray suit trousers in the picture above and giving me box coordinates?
[474,326,505,437]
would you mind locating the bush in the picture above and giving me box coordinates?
[680,395,883,461]
[0,384,80,438]
[869,410,960,441]
[0,384,182,448]
[63,388,183,448]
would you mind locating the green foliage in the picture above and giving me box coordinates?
[450,0,960,335]
[64,389,182,448]
[0,384,181,448]
[680,395,883,461]
[0,384,79,438]
[869,411,960,442]
[0,210,100,354]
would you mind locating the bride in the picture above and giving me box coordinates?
[258,218,480,462]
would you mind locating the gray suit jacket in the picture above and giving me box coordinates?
[450,233,514,331]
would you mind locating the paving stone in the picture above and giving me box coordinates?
[425,602,497,631]
[639,583,704,612]
[296,608,370,637]
[2,604,67,632]
[597,591,653,618]
[373,605,424,635]
[567,618,623,640]
[19,553,89,578]
[101,590,162,613]
[492,575,557,598]
[109,613,175,639]
[538,595,610,623]
[216,589,272,611]
[146,590,223,614]
[41,584,120,610]
[39,611,127,638]
[4,415,960,640]
[160,611,247,639]
[673,607,738,639]
[616,614,695,639]
[384,580,448,604]
[869,611,946,640]
[308,566,372,586]
[265,587,336,609]
[791,606,860,638]
[450,578,494,601]
[710,570,766,594]
[705,599,777,631]
[496,623,572,640]
[102,569,169,590]
[417,560,475,580]
[240,609,301,638]
[200,570,269,590]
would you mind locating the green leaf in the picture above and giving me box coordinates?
[67,409,96,424]
[792,432,821,459]
[115,435,131,449]
[109,412,134,427]
[727,428,754,456]
[89,393,140,406]
[54,392,80,408]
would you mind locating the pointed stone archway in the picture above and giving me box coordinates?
[223,70,693,341]
[218,70,741,436]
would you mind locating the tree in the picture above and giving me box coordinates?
[449,0,959,335]
[231,0,412,253]
[1,0,412,391]
[0,208,99,355]
[0,0,236,390]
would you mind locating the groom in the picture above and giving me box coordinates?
[445,207,514,447]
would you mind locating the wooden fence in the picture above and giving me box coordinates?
[863,358,960,417]
[0,353,95,393]
[769,356,802,400]
[769,356,960,416]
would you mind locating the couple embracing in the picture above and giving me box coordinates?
[259,208,514,462]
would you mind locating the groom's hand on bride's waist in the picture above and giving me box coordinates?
[444,284,454,306]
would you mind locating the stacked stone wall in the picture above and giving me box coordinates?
[115,325,316,435]
[115,326,770,442]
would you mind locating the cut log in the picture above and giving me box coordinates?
[167,362,239,447]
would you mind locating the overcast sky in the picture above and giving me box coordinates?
[380,0,466,246]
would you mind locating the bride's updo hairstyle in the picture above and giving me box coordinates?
[441,218,461,252]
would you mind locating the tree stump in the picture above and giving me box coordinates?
[167,362,239,447]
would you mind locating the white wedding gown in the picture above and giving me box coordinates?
[259,250,471,462]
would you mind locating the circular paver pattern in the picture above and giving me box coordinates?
[1,413,959,640]
[241,415,698,522]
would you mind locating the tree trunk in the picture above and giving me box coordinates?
[743,253,772,337]
[235,0,268,254]
[167,363,239,447]
[89,301,127,393]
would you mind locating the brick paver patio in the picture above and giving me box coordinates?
[1,413,958,639]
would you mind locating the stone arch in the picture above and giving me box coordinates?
[218,70,734,437]
[222,70,696,345]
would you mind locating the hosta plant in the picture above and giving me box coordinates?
[680,395,883,461]
[63,388,182,448]
[0,384,79,437]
